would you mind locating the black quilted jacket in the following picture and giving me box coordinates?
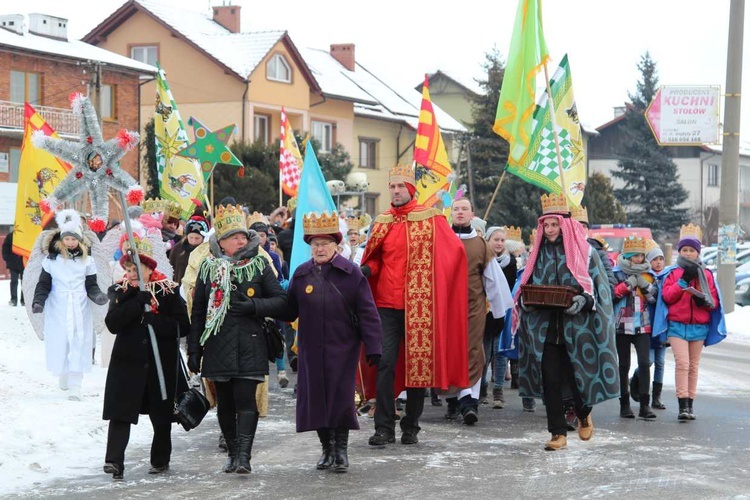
[188,238,286,379]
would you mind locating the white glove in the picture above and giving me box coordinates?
[564,295,586,315]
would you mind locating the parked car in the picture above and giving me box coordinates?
[705,248,750,271]
[735,276,750,306]
[588,224,653,261]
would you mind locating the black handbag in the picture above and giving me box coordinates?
[174,350,210,431]
[263,319,285,362]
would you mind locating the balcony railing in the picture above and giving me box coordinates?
[0,100,80,136]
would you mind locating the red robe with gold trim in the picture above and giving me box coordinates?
[358,199,469,397]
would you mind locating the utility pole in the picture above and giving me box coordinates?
[718,0,744,313]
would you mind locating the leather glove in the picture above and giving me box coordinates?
[230,293,256,316]
[187,353,202,374]
[645,284,658,304]
[92,292,109,306]
[366,354,381,367]
[360,264,371,278]
[141,311,158,326]
[693,295,708,308]
[625,275,639,290]
[636,275,651,290]
[32,303,44,314]
[564,295,587,315]
[681,265,698,283]
[136,290,153,305]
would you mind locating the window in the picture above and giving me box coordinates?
[707,163,719,187]
[10,71,41,105]
[359,138,378,168]
[130,45,158,66]
[100,84,116,120]
[9,148,21,183]
[266,54,291,83]
[254,114,270,145]
[365,193,379,217]
[312,121,333,153]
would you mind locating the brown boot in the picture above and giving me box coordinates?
[544,434,567,451]
[492,387,505,409]
[578,413,594,441]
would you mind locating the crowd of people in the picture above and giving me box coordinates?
[9,164,727,480]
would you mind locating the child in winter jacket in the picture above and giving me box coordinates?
[613,236,657,419]
[661,233,720,420]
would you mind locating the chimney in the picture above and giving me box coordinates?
[613,106,626,118]
[213,3,241,33]
[330,44,355,71]
[0,14,25,35]
[28,13,68,41]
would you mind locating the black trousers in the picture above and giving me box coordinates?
[105,416,172,470]
[616,333,651,399]
[542,343,590,436]
[9,268,23,304]
[214,378,260,438]
[374,308,425,434]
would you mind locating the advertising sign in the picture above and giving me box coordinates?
[645,86,720,145]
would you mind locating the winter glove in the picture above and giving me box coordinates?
[141,311,158,326]
[92,292,109,306]
[136,290,153,306]
[645,284,658,304]
[360,265,371,278]
[625,275,639,290]
[681,265,698,284]
[366,354,381,367]
[564,295,592,315]
[187,353,202,374]
[229,293,257,316]
[693,295,709,308]
[636,275,651,290]
[32,303,44,314]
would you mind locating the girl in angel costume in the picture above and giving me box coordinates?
[26,210,111,400]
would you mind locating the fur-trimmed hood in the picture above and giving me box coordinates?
[42,228,96,260]
[208,229,261,262]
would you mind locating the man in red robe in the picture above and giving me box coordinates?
[360,164,468,446]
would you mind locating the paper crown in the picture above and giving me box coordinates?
[570,205,588,224]
[164,200,182,220]
[388,163,416,185]
[346,215,364,232]
[214,204,248,240]
[502,225,522,242]
[122,235,154,258]
[287,196,298,213]
[141,197,167,214]
[530,228,538,246]
[303,211,340,236]
[644,238,660,253]
[622,236,647,255]
[540,193,569,215]
[247,211,268,227]
[679,223,702,241]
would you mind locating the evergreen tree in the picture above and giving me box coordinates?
[581,172,627,224]
[215,140,279,213]
[611,52,688,236]
[467,49,545,238]
[141,119,160,199]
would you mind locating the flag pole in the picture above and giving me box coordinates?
[543,62,568,199]
[482,169,508,220]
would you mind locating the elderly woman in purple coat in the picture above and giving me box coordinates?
[284,211,382,473]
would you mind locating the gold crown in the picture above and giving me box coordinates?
[247,211,268,227]
[141,197,167,214]
[214,204,248,240]
[570,205,588,224]
[122,235,154,259]
[164,200,182,220]
[679,223,702,241]
[623,236,647,255]
[287,197,298,213]
[303,211,340,236]
[644,238,659,253]
[540,193,569,215]
[530,228,538,246]
[503,225,522,242]
[345,215,369,232]
[388,163,416,185]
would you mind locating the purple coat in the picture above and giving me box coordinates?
[287,254,381,432]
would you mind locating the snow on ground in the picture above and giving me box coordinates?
[0,280,749,496]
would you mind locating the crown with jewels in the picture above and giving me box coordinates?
[303,211,340,236]
[214,204,248,240]
[346,215,369,232]
[246,211,268,227]
[530,228,538,246]
[388,163,416,185]
[540,193,569,215]
[570,205,588,224]
[163,200,182,220]
[121,235,154,258]
[141,197,167,214]
[679,223,702,241]
[503,225,522,242]
[644,238,659,253]
[623,236,647,255]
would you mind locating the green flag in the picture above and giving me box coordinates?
[493,0,550,167]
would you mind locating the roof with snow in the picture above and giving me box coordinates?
[0,18,155,74]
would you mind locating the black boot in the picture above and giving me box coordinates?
[430,389,442,406]
[620,397,635,418]
[687,398,696,420]
[223,438,238,473]
[638,397,657,419]
[333,427,349,472]
[510,360,519,389]
[630,373,640,402]
[217,410,237,473]
[678,398,690,421]
[316,428,335,470]
[236,411,259,473]
[459,395,479,425]
[445,397,460,420]
[651,382,666,409]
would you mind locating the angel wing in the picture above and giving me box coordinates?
[85,229,114,334]
[22,230,53,340]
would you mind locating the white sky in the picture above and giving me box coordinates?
[3,0,750,141]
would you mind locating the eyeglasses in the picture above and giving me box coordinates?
[310,241,335,248]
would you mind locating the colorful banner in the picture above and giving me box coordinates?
[414,74,454,210]
[280,107,303,197]
[154,63,206,218]
[179,117,242,182]
[13,103,72,260]
[507,54,586,207]
[493,0,550,167]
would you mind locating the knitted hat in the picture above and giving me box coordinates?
[645,239,664,263]
[470,217,487,235]
[678,236,701,253]
[185,216,208,236]
[56,209,84,241]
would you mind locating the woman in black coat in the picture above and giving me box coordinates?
[187,205,286,475]
[102,244,189,480]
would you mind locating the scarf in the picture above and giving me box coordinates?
[116,270,177,310]
[197,253,267,346]
[616,254,651,276]
[677,255,715,309]
[495,253,511,269]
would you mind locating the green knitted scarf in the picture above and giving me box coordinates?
[198,254,266,345]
